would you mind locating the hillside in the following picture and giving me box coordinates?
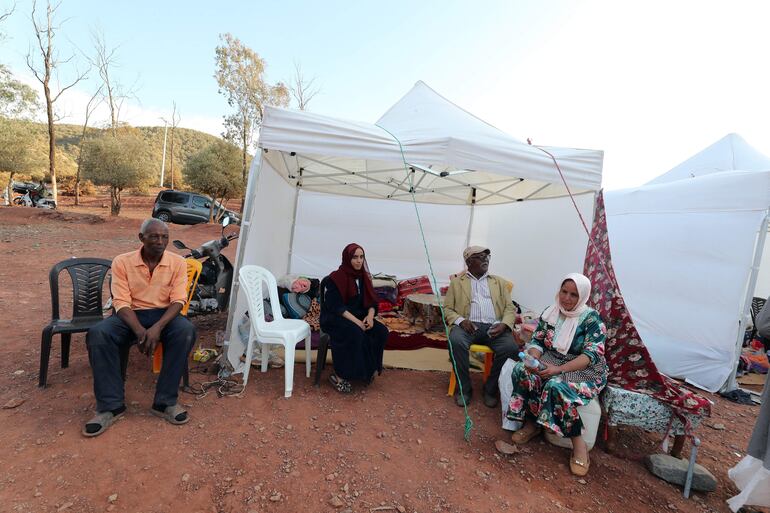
[4,119,225,187]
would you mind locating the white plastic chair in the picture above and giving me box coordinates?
[238,265,312,397]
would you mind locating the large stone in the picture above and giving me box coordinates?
[645,454,717,492]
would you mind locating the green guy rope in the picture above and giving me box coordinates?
[375,123,474,440]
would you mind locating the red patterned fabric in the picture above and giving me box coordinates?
[583,191,711,420]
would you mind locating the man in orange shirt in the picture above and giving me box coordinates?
[83,218,196,437]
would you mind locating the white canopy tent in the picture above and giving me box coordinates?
[605,134,770,392]
[648,133,770,299]
[222,81,604,375]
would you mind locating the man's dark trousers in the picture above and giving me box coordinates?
[448,322,518,397]
[86,308,196,412]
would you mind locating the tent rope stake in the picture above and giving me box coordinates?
[375,123,474,440]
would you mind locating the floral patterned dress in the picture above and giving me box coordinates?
[505,308,608,438]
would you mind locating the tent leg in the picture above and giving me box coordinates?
[723,211,769,392]
[464,189,476,248]
[222,152,264,376]
[286,182,301,275]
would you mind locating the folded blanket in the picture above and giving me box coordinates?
[278,274,312,294]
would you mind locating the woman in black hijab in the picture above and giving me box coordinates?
[320,243,388,393]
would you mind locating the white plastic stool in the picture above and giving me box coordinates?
[544,398,601,451]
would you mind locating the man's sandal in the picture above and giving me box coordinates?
[329,374,352,394]
[570,454,590,476]
[82,410,125,437]
[510,422,542,444]
[150,404,189,425]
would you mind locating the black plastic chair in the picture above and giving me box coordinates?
[749,296,768,342]
[314,276,332,386]
[39,257,112,387]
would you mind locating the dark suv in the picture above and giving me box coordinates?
[152,190,240,225]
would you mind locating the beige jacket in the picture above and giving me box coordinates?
[443,273,517,330]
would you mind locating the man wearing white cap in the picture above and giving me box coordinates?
[444,246,518,407]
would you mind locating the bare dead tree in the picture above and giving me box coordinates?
[25,0,88,202]
[91,30,133,136]
[0,2,15,27]
[168,101,180,188]
[74,85,102,205]
[289,61,320,111]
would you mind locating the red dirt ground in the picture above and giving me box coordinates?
[0,198,766,513]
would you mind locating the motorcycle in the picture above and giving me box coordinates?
[172,215,238,316]
[12,182,57,209]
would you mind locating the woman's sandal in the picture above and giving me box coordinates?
[150,404,189,425]
[510,422,542,444]
[570,453,590,476]
[82,410,125,437]
[329,374,352,394]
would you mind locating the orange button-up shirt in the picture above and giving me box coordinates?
[111,249,188,312]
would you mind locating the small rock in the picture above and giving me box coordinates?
[181,473,190,482]
[397,506,406,513]
[58,503,73,511]
[107,493,118,503]
[13,369,25,376]
[709,423,726,431]
[645,454,717,492]
[494,440,520,455]
[269,493,281,502]
[329,495,345,508]
[2,397,25,409]
[34,491,42,497]
[578,479,587,485]
[326,473,335,481]
[106,506,116,512]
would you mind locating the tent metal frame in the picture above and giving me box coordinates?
[723,209,770,392]
[264,149,570,205]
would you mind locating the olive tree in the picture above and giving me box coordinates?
[0,117,46,204]
[183,140,245,222]
[81,134,153,215]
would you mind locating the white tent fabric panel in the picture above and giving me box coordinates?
[647,133,770,185]
[605,170,770,392]
[239,161,296,274]
[224,159,296,371]
[471,194,594,312]
[289,190,471,283]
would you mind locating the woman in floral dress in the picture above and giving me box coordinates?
[504,273,607,476]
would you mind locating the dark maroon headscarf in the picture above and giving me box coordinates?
[329,243,377,308]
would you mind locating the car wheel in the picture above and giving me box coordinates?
[156,211,171,223]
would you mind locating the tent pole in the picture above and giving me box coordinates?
[222,150,265,376]
[286,168,303,275]
[464,188,477,248]
[723,210,770,392]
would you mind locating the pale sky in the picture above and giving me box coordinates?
[2,0,770,190]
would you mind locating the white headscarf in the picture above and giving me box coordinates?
[541,273,592,355]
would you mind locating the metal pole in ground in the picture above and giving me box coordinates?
[683,437,701,498]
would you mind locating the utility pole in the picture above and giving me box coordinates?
[159,118,168,187]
